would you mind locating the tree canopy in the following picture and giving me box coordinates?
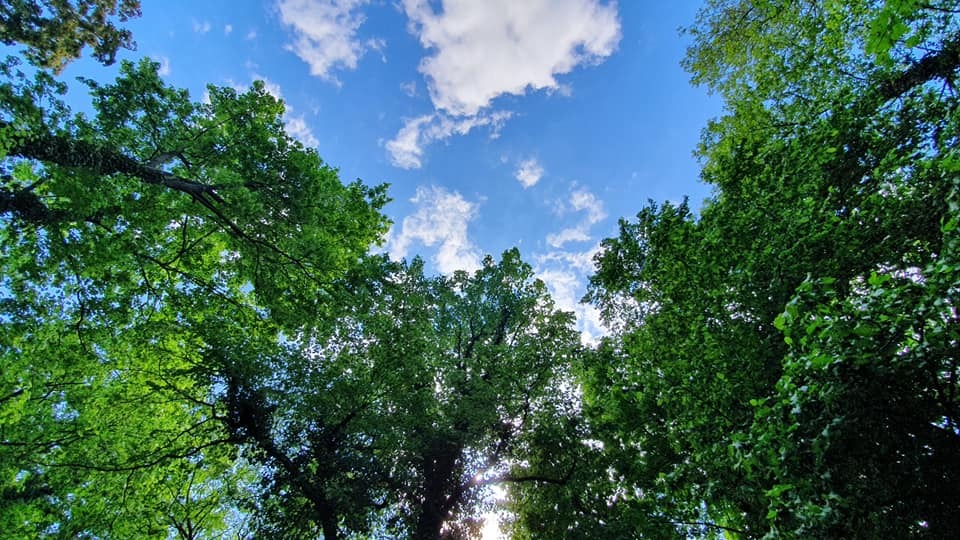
[0,0,141,71]
[3,0,960,538]
[217,250,581,538]
[1,51,388,537]
[549,0,960,537]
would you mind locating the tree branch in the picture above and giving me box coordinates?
[491,473,570,485]
[878,32,960,101]
[48,437,235,473]
[0,183,67,224]
[0,387,25,404]
[1,120,247,236]
[664,520,755,538]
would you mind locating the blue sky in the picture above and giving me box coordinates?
[60,0,721,341]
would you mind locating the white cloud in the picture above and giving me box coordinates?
[538,268,579,312]
[246,29,258,40]
[401,0,621,116]
[192,20,212,34]
[400,80,418,97]
[277,0,374,83]
[515,157,544,188]
[388,186,482,274]
[224,24,234,35]
[368,37,387,62]
[546,228,591,247]
[546,187,607,248]
[152,55,171,77]
[570,188,606,223]
[385,115,433,169]
[536,262,605,344]
[385,0,619,168]
[284,115,320,148]
[386,110,512,169]
[537,188,607,342]
[537,245,600,274]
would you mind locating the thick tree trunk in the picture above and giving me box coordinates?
[413,439,463,540]
[319,506,339,540]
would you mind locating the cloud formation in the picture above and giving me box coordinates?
[386,111,512,169]
[546,187,607,248]
[152,55,171,77]
[536,189,607,343]
[400,81,418,97]
[276,0,374,82]
[284,116,320,148]
[536,262,605,344]
[386,0,620,168]
[388,186,482,274]
[515,157,544,188]
[402,0,622,116]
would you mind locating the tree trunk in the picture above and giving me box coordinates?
[413,439,462,540]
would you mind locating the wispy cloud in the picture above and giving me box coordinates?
[192,20,212,34]
[224,24,234,35]
[401,0,621,116]
[537,185,609,342]
[386,111,512,169]
[152,55,171,77]
[385,115,433,169]
[535,246,605,344]
[400,80,418,97]
[571,189,607,222]
[546,187,607,248]
[387,185,482,274]
[515,157,544,188]
[546,227,591,247]
[276,0,375,83]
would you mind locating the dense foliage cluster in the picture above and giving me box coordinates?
[0,0,141,71]
[1,1,959,538]
[540,1,960,538]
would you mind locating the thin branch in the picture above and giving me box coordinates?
[877,32,960,101]
[664,520,755,538]
[0,388,25,404]
[488,473,569,486]
[48,437,235,473]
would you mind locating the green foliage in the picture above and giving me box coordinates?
[572,1,960,538]
[217,249,581,538]
[1,55,388,537]
[6,1,958,538]
[0,7,592,538]
[0,0,142,71]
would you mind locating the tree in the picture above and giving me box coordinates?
[0,0,142,71]
[567,1,960,537]
[214,249,581,539]
[0,3,606,539]
[1,57,389,537]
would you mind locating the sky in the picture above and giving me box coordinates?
[58,0,722,342]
